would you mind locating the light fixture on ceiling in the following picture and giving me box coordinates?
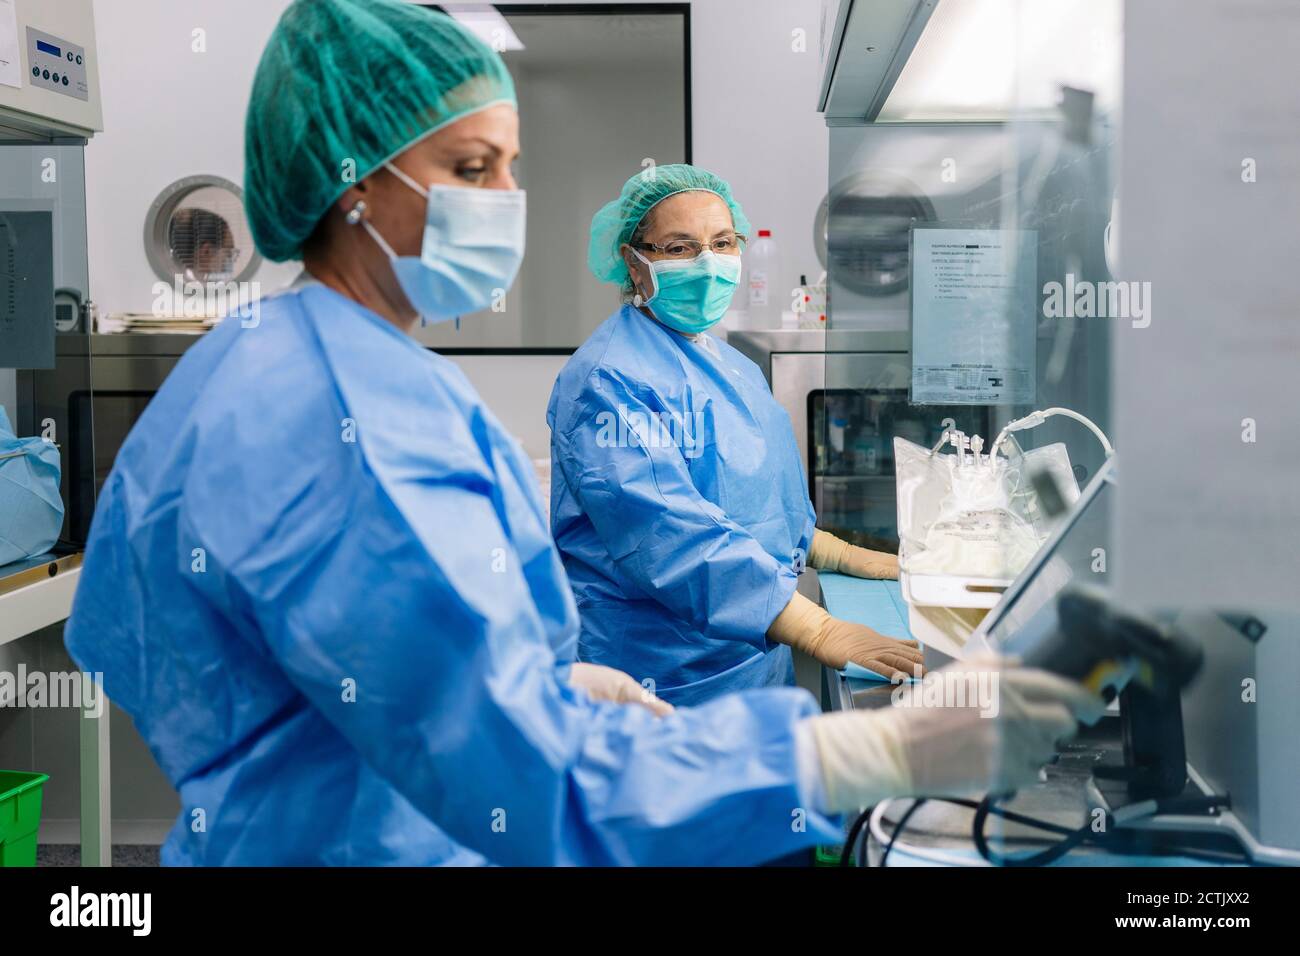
[879,0,1122,121]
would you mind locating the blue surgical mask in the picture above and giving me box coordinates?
[364,162,526,326]
[633,248,741,335]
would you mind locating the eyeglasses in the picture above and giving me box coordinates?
[634,233,747,259]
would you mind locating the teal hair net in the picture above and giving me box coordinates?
[588,164,752,285]
[245,0,517,262]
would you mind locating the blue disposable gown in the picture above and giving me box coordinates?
[548,306,817,706]
[64,283,838,866]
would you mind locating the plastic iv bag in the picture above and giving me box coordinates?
[894,434,1079,580]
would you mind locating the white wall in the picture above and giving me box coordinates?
[690,0,829,304]
[85,0,302,314]
[84,0,829,454]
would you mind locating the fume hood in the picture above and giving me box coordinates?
[818,0,1122,125]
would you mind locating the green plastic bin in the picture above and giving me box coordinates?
[0,771,49,867]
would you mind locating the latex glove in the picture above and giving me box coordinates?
[809,529,898,580]
[767,591,925,681]
[807,657,1107,812]
[567,662,674,717]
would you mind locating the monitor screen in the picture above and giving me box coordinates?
[978,461,1114,654]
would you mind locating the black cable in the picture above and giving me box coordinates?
[973,794,1092,866]
[839,807,873,867]
[932,796,1077,837]
[851,793,1240,868]
[879,798,927,868]
[866,796,1071,867]
[966,792,1235,867]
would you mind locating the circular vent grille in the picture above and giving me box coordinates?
[144,176,260,285]
[825,172,936,298]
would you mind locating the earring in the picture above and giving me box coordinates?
[633,293,644,307]
[345,200,367,225]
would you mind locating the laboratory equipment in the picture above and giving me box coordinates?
[977,466,1203,803]
[973,460,1298,863]
[32,334,200,544]
[816,0,1118,568]
[2,0,102,563]
[0,0,102,140]
[1021,587,1202,794]
[727,328,988,550]
[0,0,106,865]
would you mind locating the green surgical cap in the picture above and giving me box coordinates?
[245,0,517,262]
[588,164,752,285]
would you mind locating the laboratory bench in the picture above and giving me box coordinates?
[0,550,111,866]
[814,570,1246,867]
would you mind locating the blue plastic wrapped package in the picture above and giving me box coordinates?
[817,574,922,681]
[0,407,64,566]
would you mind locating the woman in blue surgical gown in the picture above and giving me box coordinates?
[547,166,925,706]
[64,0,1098,866]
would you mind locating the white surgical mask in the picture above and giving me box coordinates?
[363,162,526,326]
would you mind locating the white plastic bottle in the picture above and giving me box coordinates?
[744,229,779,328]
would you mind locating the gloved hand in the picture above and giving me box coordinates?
[767,591,925,681]
[809,529,898,580]
[567,662,674,717]
[806,657,1107,812]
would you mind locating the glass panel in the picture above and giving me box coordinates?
[813,385,987,550]
[824,0,1119,565]
[0,141,94,575]
[161,185,250,283]
[412,8,689,351]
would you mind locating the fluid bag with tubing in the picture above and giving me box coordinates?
[894,432,1079,580]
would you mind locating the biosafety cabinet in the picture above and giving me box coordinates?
[813,0,1298,862]
[0,0,131,867]
[1,0,104,560]
[775,0,1118,551]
